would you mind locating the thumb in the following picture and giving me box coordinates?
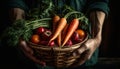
[19,40,33,55]
[73,44,88,56]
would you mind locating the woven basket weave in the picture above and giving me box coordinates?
[28,34,88,68]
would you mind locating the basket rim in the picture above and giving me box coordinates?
[28,33,88,51]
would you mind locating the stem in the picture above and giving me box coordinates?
[25,18,51,25]
[32,23,49,29]
[24,18,51,32]
[62,5,74,14]
[30,18,51,23]
[64,11,81,19]
[77,16,86,20]
[41,2,53,15]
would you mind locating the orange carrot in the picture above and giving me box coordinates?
[52,15,61,46]
[49,18,67,42]
[52,15,60,32]
[50,11,81,44]
[61,23,69,41]
[57,33,61,46]
[62,18,79,46]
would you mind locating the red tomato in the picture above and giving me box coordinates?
[36,27,45,34]
[31,34,40,44]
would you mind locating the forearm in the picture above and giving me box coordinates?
[9,8,25,22]
[89,11,105,40]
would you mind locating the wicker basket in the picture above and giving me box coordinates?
[28,34,88,68]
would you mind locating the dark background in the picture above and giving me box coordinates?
[99,0,120,57]
[0,0,120,68]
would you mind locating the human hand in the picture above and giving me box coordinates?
[70,37,101,68]
[19,39,46,67]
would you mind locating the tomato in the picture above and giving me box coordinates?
[76,29,86,39]
[36,27,45,34]
[31,34,40,44]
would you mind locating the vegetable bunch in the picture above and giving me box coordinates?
[49,11,89,46]
[0,3,90,47]
[0,18,51,47]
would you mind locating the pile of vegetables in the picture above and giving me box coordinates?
[0,1,90,47]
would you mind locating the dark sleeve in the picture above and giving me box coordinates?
[7,0,28,11]
[86,0,109,15]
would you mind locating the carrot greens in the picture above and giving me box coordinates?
[0,2,90,47]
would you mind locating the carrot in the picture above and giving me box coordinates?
[62,18,79,46]
[49,11,81,44]
[61,23,69,41]
[52,15,61,46]
[52,15,60,32]
[50,18,67,42]
[57,33,61,46]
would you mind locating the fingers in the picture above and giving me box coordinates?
[70,41,91,67]
[73,43,88,57]
[70,50,90,68]
[19,40,33,55]
[70,39,99,67]
[24,51,46,67]
[19,40,46,66]
[72,38,96,57]
[76,51,90,66]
